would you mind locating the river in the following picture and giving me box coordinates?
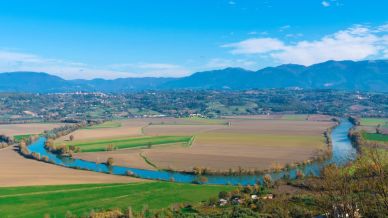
[27,119,356,185]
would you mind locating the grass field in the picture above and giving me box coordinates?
[13,134,39,142]
[62,136,192,152]
[0,182,233,218]
[360,118,388,127]
[362,132,388,142]
[83,121,122,129]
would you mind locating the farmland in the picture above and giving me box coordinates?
[0,123,63,138]
[83,121,122,129]
[0,182,233,218]
[56,119,147,142]
[144,119,333,172]
[69,118,334,172]
[0,145,141,187]
[62,135,192,152]
[356,118,388,144]
[362,132,388,142]
[359,118,388,127]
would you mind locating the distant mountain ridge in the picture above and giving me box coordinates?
[0,60,387,92]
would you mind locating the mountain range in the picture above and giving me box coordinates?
[0,60,387,93]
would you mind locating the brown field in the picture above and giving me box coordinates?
[143,124,227,136]
[223,114,334,122]
[143,119,334,171]
[56,119,148,142]
[306,114,335,121]
[71,118,334,172]
[73,148,156,170]
[222,115,283,120]
[0,123,63,137]
[0,146,143,187]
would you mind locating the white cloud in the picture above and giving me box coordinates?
[222,25,388,66]
[279,25,291,32]
[222,38,285,54]
[0,50,189,79]
[322,1,330,7]
[377,24,388,32]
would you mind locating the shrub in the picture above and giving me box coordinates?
[219,191,230,199]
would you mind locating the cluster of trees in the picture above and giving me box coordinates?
[18,135,51,164]
[44,122,87,139]
[44,139,80,157]
[0,134,13,148]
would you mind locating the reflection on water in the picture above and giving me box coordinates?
[27,119,356,185]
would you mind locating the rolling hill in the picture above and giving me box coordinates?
[0,60,387,92]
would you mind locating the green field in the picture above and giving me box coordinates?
[83,121,122,129]
[360,118,388,127]
[61,136,192,152]
[0,182,234,218]
[281,114,308,121]
[362,132,388,142]
[13,134,39,143]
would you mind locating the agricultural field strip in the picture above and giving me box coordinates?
[83,121,122,129]
[60,135,192,152]
[13,134,40,142]
[362,132,388,142]
[149,118,229,125]
[70,136,191,146]
[360,118,388,126]
[0,183,132,198]
[195,133,325,146]
[63,136,190,146]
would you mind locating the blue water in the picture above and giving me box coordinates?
[27,119,356,185]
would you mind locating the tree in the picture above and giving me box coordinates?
[106,144,115,151]
[106,157,114,166]
[263,174,272,188]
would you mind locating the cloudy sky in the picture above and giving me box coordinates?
[0,0,387,79]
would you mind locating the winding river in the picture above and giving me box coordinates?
[27,119,357,185]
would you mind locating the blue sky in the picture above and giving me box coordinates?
[0,0,387,79]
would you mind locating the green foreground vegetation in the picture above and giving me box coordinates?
[0,182,234,218]
[60,136,192,152]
